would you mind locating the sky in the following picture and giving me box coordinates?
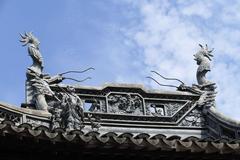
[0,0,240,119]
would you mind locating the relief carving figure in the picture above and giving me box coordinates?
[48,86,85,131]
[60,86,84,131]
[128,96,142,114]
[147,104,165,116]
[108,95,127,113]
[50,107,62,129]
[108,94,143,115]
[179,109,205,127]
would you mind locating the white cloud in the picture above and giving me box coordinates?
[119,0,240,120]
[180,1,213,19]
[221,2,240,24]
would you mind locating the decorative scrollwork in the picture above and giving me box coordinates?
[0,110,21,123]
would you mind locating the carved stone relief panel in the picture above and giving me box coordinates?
[165,103,185,116]
[146,104,165,116]
[107,93,144,115]
[178,108,205,127]
[146,101,186,117]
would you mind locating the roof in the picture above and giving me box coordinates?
[1,33,239,159]
[0,120,240,160]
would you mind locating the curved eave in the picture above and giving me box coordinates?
[0,101,51,118]
[0,120,239,156]
[207,106,240,127]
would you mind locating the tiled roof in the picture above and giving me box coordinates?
[1,120,240,156]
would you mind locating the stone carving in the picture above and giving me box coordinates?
[89,99,102,112]
[146,104,165,116]
[61,86,84,130]
[20,32,93,110]
[20,32,43,75]
[30,76,62,111]
[20,32,63,111]
[176,44,217,125]
[84,98,106,113]
[49,86,85,131]
[50,106,62,129]
[0,109,21,123]
[196,91,216,108]
[20,32,98,131]
[17,33,219,132]
[107,94,143,115]
[165,103,182,116]
[87,113,101,131]
[147,44,217,110]
[194,44,214,86]
[192,44,217,108]
[146,102,184,117]
[178,109,205,127]
[178,44,217,109]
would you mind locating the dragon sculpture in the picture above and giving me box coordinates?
[20,32,98,131]
[194,44,214,86]
[147,44,217,109]
[192,44,216,108]
[20,32,94,111]
[20,32,43,75]
[20,32,53,111]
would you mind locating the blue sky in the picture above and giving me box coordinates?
[1,0,240,120]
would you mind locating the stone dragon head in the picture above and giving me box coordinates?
[20,32,40,48]
[194,44,214,65]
